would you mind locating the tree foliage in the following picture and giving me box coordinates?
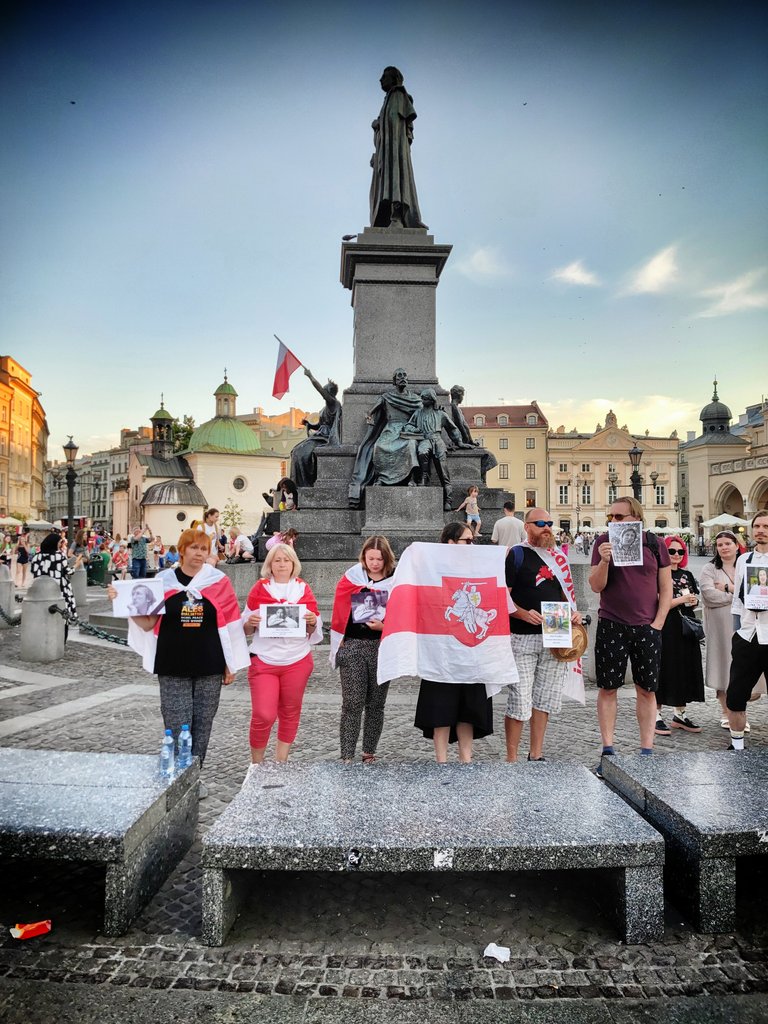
[172,415,196,452]
[220,498,245,532]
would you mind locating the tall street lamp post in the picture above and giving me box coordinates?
[63,436,78,548]
[628,443,643,503]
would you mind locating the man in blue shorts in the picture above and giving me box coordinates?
[589,497,671,773]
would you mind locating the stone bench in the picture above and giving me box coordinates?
[0,748,199,935]
[601,750,768,932]
[202,761,664,945]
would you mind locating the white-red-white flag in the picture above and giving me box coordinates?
[272,337,302,400]
[377,542,518,690]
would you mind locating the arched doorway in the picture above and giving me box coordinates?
[715,482,744,518]
[749,477,768,513]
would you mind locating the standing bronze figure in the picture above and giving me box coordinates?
[290,368,342,488]
[370,67,426,230]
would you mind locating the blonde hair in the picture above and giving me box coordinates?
[612,496,644,523]
[261,542,301,579]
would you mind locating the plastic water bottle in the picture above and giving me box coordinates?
[159,728,175,779]
[177,724,193,771]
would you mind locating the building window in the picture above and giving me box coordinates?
[655,519,668,528]
[474,415,485,427]
[233,476,246,491]
[581,463,591,473]
[526,437,535,449]
[607,485,618,504]
[558,485,569,505]
[526,414,537,425]
[558,462,567,473]
[582,519,591,528]
[581,484,592,505]
[498,415,508,426]
[525,464,536,479]
[499,438,508,449]
[526,490,536,507]
[681,472,686,486]
[655,485,666,505]
[498,464,509,480]
[176,511,187,522]
[608,463,615,473]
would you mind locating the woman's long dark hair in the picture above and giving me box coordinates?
[440,522,469,544]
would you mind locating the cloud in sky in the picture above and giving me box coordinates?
[696,268,768,318]
[550,259,601,286]
[543,395,701,438]
[624,245,679,295]
[454,246,511,282]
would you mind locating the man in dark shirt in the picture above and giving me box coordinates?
[589,497,672,772]
[504,508,582,762]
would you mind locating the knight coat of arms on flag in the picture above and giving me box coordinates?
[377,543,518,692]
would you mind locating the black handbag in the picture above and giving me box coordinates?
[681,613,705,643]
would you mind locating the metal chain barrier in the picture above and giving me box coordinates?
[0,604,21,626]
[48,604,129,646]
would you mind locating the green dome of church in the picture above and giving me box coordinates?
[215,380,238,397]
[186,416,261,454]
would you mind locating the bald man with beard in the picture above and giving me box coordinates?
[504,509,582,762]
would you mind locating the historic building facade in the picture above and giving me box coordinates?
[461,403,549,509]
[547,410,680,532]
[679,384,768,532]
[0,356,49,519]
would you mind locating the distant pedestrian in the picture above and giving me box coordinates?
[30,532,78,631]
[491,501,525,547]
[128,526,152,578]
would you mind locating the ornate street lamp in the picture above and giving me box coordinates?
[628,443,643,502]
[63,436,78,547]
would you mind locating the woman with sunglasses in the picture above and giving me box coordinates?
[655,535,704,735]
[413,522,494,762]
[700,530,764,729]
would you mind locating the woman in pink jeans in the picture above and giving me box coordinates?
[242,543,322,763]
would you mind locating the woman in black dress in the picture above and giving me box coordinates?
[414,522,494,763]
[655,535,704,735]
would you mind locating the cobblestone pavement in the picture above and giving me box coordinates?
[0,588,766,1022]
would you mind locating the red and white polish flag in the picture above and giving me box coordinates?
[377,542,518,690]
[272,337,302,400]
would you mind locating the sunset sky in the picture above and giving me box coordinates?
[3,0,766,453]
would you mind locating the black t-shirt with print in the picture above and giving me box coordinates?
[505,546,567,635]
[154,569,225,677]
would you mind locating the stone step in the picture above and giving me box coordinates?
[87,614,129,640]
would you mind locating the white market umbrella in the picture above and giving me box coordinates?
[700,513,750,528]
[26,519,55,531]
[0,516,22,527]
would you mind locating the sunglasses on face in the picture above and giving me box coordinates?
[528,520,554,528]
[458,537,474,544]
[668,548,685,555]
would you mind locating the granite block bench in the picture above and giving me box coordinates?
[0,748,199,935]
[202,761,664,945]
[601,750,768,932]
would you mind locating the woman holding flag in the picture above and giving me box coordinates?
[330,536,397,763]
[413,522,496,763]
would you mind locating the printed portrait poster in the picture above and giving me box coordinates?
[259,603,304,638]
[111,579,166,617]
[608,521,643,567]
[540,601,572,648]
[744,565,768,612]
[351,590,388,624]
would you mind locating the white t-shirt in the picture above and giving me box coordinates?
[491,515,526,547]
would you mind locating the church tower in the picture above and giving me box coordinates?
[150,396,174,461]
